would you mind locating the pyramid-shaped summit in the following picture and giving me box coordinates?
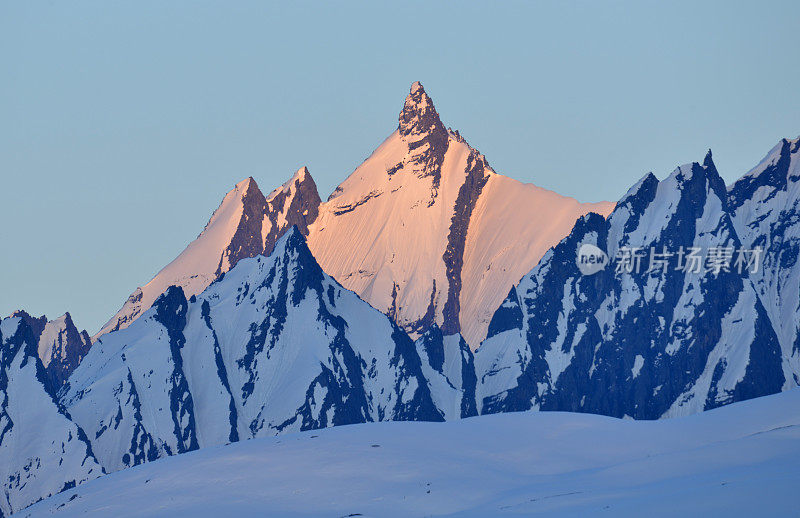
[399,82,447,140]
[307,81,614,346]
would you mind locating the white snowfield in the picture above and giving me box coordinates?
[20,389,800,518]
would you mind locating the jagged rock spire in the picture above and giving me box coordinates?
[263,167,321,256]
[97,167,322,341]
[395,82,450,197]
[399,82,447,140]
[216,177,268,276]
[8,309,92,390]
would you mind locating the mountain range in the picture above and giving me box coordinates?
[476,151,788,419]
[3,83,800,516]
[96,82,613,348]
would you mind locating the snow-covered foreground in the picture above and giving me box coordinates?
[20,390,800,517]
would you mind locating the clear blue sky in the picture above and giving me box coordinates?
[2,1,799,334]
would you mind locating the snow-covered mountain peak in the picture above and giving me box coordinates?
[606,152,730,255]
[0,315,103,518]
[477,143,788,419]
[399,81,446,140]
[670,157,711,184]
[307,83,614,347]
[292,165,311,183]
[729,136,800,210]
[58,222,448,476]
[256,224,319,277]
[204,176,263,235]
[728,135,800,388]
[9,309,47,337]
[96,168,321,341]
[739,136,799,179]
[703,148,714,167]
[269,167,312,198]
[395,81,450,188]
[38,313,76,364]
[271,224,308,254]
[615,172,659,210]
[5,310,92,390]
[219,225,329,309]
[263,167,321,254]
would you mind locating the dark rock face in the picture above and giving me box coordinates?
[9,310,92,392]
[441,150,491,335]
[263,168,322,256]
[119,367,159,467]
[44,314,92,391]
[477,153,786,419]
[151,287,199,455]
[729,139,797,213]
[217,171,322,276]
[200,300,239,444]
[485,287,523,340]
[0,315,102,518]
[216,178,268,276]
[10,311,46,338]
[404,280,438,337]
[398,82,450,199]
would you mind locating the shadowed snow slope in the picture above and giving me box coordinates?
[476,152,786,419]
[60,227,461,475]
[0,316,101,518]
[22,388,800,518]
[729,136,800,388]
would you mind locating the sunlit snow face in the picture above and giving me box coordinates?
[576,243,608,276]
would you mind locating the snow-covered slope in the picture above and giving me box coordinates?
[476,152,785,419]
[95,169,321,340]
[23,388,800,517]
[413,325,477,420]
[308,82,613,346]
[9,311,92,390]
[62,228,451,474]
[728,136,800,388]
[0,316,102,518]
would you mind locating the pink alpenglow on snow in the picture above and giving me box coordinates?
[96,82,612,348]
